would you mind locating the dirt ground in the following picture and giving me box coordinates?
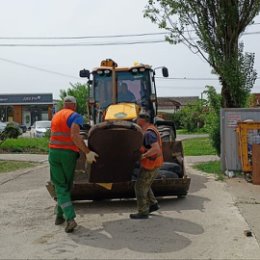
[226,176,260,245]
[0,161,260,259]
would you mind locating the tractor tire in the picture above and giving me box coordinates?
[156,170,179,180]
[160,162,183,178]
[155,120,176,141]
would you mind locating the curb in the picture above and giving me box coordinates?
[0,163,48,186]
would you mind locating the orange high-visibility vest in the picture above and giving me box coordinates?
[49,109,79,152]
[140,125,163,170]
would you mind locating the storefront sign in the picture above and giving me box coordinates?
[0,94,53,104]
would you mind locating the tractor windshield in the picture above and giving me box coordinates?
[93,70,152,109]
[93,75,113,109]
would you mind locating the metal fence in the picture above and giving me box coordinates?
[221,108,260,172]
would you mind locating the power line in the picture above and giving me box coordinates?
[158,86,219,89]
[157,84,260,90]
[0,32,167,40]
[0,29,258,47]
[243,31,260,35]
[0,39,165,47]
[156,76,260,80]
[156,76,219,81]
[1,56,260,84]
[0,57,81,80]
[0,22,259,41]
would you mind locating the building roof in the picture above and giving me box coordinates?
[157,96,199,108]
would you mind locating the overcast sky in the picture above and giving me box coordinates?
[0,0,260,99]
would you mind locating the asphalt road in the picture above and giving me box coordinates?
[0,162,259,259]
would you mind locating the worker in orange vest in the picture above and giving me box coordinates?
[130,111,163,219]
[49,96,98,232]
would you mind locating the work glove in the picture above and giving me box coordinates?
[86,151,99,164]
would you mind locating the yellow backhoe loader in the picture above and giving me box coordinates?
[46,59,190,200]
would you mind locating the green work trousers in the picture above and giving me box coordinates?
[134,168,159,215]
[48,148,78,221]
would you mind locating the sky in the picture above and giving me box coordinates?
[0,0,260,99]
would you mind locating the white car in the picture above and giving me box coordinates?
[30,120,51,138]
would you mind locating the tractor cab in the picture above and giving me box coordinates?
[81,59,168,124]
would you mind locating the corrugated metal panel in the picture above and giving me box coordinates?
[221,108,260,171]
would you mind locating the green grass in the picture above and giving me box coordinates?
[0,136,216,158]
[193,160,224,180]
[0,161,39,173]
[182,137,217,156]
[176,128,207,134]
[0,137,49,153]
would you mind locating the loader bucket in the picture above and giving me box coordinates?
[46,125,191,201]
[87,120,143,183]
[46,177,190,201]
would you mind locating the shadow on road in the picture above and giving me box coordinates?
[69,176,208,254]
[188,172,208,194]
[69,215,204,253]
[73,170,209,215]
[74,192,210,215]
[158,194,210,213]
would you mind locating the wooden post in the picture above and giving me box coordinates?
[252,144,260,185]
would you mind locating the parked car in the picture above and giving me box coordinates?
[0,121,7,133]
[30,120,51,137]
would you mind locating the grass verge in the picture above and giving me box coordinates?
[0,137,49,153]
[182,137,217,156]
[0,136,216,157]
[176,129,207,134]
[0,161,39,173]
[193,160,224,181]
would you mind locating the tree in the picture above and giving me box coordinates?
[246,93,258,107]
[58,82,89,121]
[203,85,222,155]
[171,100,207,132]
[171,85,222,154]
[0,123,22,145]
[144,0,260,107]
